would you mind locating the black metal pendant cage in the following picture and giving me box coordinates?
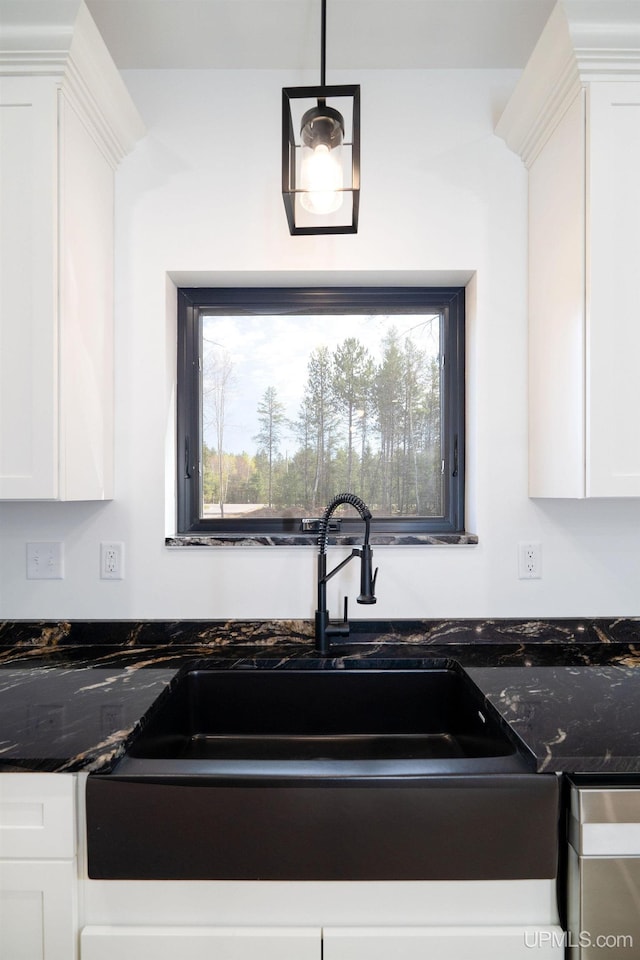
[282,84,360,235]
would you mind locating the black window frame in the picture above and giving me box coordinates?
[176,286,465,538]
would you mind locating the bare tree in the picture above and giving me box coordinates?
[203,348,234,518]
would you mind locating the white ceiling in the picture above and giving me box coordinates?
[85,0,556,70]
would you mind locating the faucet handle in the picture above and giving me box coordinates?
[325,596,350,641]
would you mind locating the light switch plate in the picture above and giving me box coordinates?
[27,542,64,579]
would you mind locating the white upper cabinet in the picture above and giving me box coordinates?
[0,2,144,500]
[497,1,640,498]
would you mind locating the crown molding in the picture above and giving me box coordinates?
[496,1,640,167]
[0,1,145,166]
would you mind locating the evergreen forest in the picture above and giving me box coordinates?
[202,325,443,519]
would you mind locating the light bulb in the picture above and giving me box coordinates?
[300,143,343,215]
[298,105,345,217]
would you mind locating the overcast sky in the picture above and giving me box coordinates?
[202,312,440,454]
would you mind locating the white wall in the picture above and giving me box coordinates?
[2,66,640,621]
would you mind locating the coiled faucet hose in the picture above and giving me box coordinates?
[318,493,372,554]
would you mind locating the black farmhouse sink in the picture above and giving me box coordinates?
[87,663,558,882]
[112,663,531,777]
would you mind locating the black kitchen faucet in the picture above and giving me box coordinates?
[315,493,378,655]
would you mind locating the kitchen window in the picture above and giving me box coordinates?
[176,287,465,540]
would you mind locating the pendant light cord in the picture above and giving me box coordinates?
[320,0,327,85]
[320,0,327,96]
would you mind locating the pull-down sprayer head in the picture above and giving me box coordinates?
[357,543,377,604]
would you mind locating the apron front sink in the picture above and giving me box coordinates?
[113,663,532,777]
[88,663,557,882]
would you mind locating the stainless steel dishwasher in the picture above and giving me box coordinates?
[568,777,640,957]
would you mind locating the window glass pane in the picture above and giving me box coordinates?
[200,312,443,520]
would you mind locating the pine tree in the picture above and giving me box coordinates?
[254,387,286,508]
[331,337,375,492]
[303,346,339,508]
[375,328,404,512]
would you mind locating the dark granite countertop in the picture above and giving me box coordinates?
[1,618,640,775]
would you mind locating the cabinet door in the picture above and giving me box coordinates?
[0,78,58,499]
[81,925,321,960]
[0,78,114,501]
[0,860,76,960]
[57,91,114,501]
[587,82,640,496]
[528,89,586,498]
[323,926,565,959]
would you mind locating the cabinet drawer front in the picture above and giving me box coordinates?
[323,926,565,959]
[81,926,321,960]
[0,774,75,858]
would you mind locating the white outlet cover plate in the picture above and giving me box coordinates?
[518,541,542,579]
[100,541,125,580]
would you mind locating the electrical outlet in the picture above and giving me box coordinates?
[35,704,65,735]
[101,703,125,737]
[100,542,125,580]
[518,541,542,580]
[26,542,64,579]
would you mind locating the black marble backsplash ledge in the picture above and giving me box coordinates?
[2,617,640,652]
[166,532,479,547]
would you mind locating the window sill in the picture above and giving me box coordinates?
[166,533,478,548]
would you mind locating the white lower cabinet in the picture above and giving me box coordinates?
[0,774,77,960]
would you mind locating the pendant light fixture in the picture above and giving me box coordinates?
[282,0,360,235]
